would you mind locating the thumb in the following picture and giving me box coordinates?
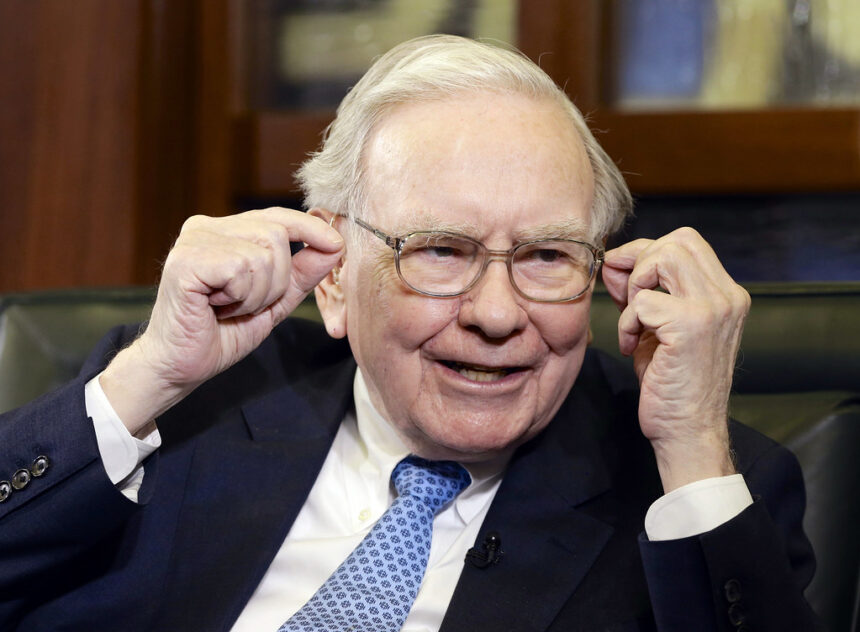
[264,246,343,327]
[601,264,630,311]
[272,245,343,319]
[291,244,343,293]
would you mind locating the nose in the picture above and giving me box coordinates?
[458,259,528,338]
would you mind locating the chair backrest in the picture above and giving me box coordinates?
[1,282,858,630]
[590,281,860,632]
[0,287,155,414]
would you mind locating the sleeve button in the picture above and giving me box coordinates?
[30,455,50,477]
[724,578,742,603]
[11,468,31,490]
[0,481,11,502]
[728,602,747,626]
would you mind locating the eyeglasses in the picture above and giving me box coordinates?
[340,214,603,303]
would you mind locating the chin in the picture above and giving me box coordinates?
[410,422,540,463]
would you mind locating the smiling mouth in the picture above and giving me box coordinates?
[440,360,525,383]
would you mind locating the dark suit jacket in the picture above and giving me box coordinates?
[0,318,819,631]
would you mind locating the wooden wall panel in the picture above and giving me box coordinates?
[0,1,140,291]
[0,0,232,292]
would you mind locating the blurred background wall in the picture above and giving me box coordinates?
[1,0,858,292]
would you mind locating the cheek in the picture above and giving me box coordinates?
[530,302,592,357]
[347,263,459,384]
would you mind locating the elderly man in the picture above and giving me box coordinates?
[0,36,816,631]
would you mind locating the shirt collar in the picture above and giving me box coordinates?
[353,368,510,524]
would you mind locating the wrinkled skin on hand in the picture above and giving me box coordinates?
[99,207,344,435]
[602,227,751,492]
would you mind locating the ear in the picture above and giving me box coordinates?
[309,208,348,339]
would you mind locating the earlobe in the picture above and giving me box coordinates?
[314,276,348,340]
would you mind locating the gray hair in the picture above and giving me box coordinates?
[296,34,632,242]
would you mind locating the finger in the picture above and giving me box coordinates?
[237,209,345,311]
[247,207,345,253]
[264,245,343,327]
[179,210,344,315]
[617,289,681,356]
[191,228,289,313]
[170,232,279,318]
[601,263,631,311]
[602,238,654,309]
[629,228,738,304]
[625,240,705,305]
[603,238,653,273]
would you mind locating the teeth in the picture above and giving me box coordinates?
[458,367,508,382]
[443,361,513,382]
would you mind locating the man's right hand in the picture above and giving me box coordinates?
[99,208,344,436]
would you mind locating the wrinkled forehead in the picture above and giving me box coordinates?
[360,92,595,240]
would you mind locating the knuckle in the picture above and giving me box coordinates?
[226,251,252,276]
[246,248,276,281]
[180,214,208,233]
[672,226,702,243]
[661,241,687,263]
[266,223,291,250]
[735,286,752,314]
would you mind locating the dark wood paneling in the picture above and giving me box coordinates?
[592,109,860,194]
[0,0,233,291]
[4,2,857,290]
[232,110,333,197]
[0,1,140,291]
[135,0,232,284]
[519,0,603,111]
[235,108,860,198]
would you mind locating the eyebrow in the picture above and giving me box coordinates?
[390,210,478,236]
[388,211,591,243]
[513,218,591,242]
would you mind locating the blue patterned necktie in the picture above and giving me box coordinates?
[278,455,471,632]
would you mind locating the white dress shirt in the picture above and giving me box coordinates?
[86,367,752,630]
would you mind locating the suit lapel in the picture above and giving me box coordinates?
[156,353,357,632]
[441,380,616,632]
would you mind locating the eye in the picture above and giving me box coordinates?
[423,245,459,258]
[402,234,476,261]
[531,248,564,263]
[521,247,570,265]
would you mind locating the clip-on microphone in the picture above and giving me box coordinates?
[465,531,503,569]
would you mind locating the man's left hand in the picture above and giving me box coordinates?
[601,227,751,493]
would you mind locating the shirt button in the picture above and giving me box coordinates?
[0,480,11,502]
[358,508,371,522]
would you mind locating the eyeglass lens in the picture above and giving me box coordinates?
[396,232,595,301]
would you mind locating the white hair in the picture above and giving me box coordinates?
[296,34,633,242]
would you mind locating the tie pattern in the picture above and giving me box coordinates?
[279,456,470,632]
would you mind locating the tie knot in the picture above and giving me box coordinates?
[392,456,471,515]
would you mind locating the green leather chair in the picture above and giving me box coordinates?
[1,283,858,631]
[590,282,860,632]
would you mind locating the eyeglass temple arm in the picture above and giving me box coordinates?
[340,214,399,249]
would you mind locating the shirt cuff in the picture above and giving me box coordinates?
[644,474,753,541]
[85,374,161,487]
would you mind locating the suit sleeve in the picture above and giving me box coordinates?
[0,325,158,611]
[639,441,821,632]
